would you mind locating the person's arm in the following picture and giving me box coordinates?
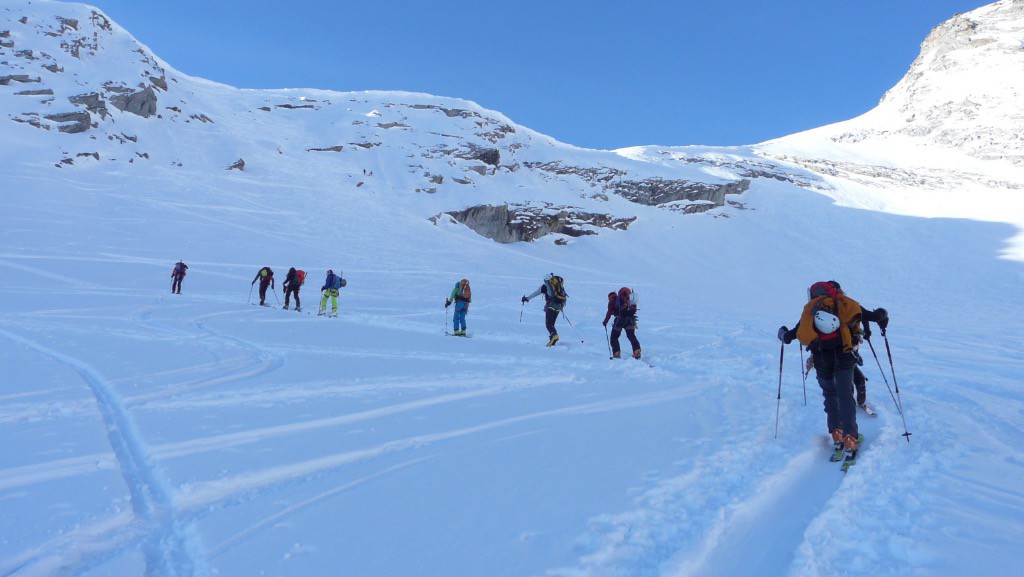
[523,285,544,302]
[860,307,889,338]
[777,323,800,344]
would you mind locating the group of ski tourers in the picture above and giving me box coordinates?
[173,260,904,468]
[519,274,642,358]
[248,266,347,316]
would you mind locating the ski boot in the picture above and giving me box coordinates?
[546,333,560,347]
[612,351,621,359]
[633,348,642,359]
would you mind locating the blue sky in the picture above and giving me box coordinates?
[89,0,991,150]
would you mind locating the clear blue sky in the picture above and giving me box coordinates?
[88,0,991,150]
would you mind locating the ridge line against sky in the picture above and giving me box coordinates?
[84,0,992,150]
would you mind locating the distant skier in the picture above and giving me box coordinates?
[603,287,641,359]
[522,273,568,346]
[251,266,274,306]
[778,280,889,464]
[319,269,345,317]
[282,267,305,312]
[445,278,472,336]
[171,260,188,294]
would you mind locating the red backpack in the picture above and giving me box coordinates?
[295,270,306,286]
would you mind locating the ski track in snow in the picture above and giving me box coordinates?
[0,327,208,577]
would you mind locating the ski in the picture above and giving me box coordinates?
[840,434,865,473]
[829,444,845,462]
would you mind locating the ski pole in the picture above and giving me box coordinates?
[604,324,613,359]
[774,342,785,439]
[248,283,254,304]
[866,336,901,415]
[445,304,450,335]
[519,300,525,323]
[882,329,912,442]
[272,285,281,305]
[560,310,584,344]
[799,345,807,406]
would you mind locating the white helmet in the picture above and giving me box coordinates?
[544,273,554,282]
[813,310,840,334]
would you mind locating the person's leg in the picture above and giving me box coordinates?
[835,358,859,441]
[259,283,268,305]
[331,290,339,314]
[545,307,559,337]
[625,328,641,357]
[294,288,301,310]
[814,350,842,438]
[283,287,291,308]
[609,326,622,357]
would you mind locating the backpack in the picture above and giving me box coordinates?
[172,262,186,277]
[295,269,305,286]
[616,287,636,316]
[798,281,862,349]
[547,275,567,302]
[260,267,273,279]
[331,274,345,290]
[457,279,471,302]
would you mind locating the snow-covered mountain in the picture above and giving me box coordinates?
[1,2,1022,577]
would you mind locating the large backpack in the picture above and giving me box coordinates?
[295,269,306,286]
[331,274,346,290]
[457,279,471,302]
[260,267,273,280]
[547,275,567,302]
[798,281,861,349]
[172,262,186,277]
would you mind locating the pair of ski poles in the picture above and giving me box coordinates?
[775,331,910,441]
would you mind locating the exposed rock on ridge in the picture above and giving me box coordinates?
[434,204,637,243]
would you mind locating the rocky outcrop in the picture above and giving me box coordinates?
[434,203,636,243]
[69,92,108,119]
[109,86,157,118]
[227,158,245,171]
[44,111,91,133]
[612,177,751,212]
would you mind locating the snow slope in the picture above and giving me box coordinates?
[1,2,1023,577]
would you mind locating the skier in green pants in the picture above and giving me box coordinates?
[319,270,345,317]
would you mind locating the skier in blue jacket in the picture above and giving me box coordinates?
[319,270,345,317]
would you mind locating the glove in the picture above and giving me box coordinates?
[777,326,793,344]
[603,319,608,327]
[445,300,451,308]
[521,296,529,304]
[863,325,872,340]
[251,280,256,285]
[875,307,889,330]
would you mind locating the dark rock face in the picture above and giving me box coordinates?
[109,86,158,117]
[612,178,751,213]
[435,203,636,244]
[227,158,245,171]
[44,111,91,133]
[69,92,109,118]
